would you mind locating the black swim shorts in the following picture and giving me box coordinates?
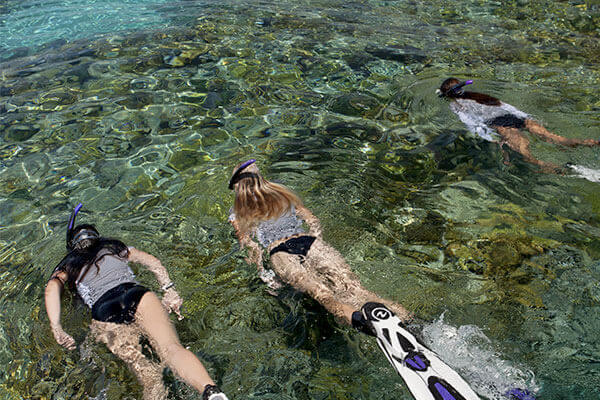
[486,114,526,129]
[269,235,316,257]
[91,282,149,324]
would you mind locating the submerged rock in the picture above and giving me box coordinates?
[163,48,209,67]
[343,52,375,72]
[0,86,14,96]
[40,38,68,51]
[324,122,382,141]
[4,46,30,61]
[328,93,382,118]
[404,211,446,245]
[64,62,94,85]
[170,150,204,171]
[116,92,154,110]
[365,44,430,64]
[445,232,557,278]
[5,124,41,141]
[202,92,223,109]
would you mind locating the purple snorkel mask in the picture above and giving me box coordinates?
[228,159,257,190]
[66,203,99,250]
[445,79,473,97]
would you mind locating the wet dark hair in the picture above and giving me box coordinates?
[53,224,129,289]
[439,77,501,106]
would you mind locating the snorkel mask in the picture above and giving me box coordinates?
[228,159,257,190]
[437,79,473,97]
[66,203,99,250]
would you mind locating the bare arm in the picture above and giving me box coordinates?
[295,205,322,238]
[230,218,263,268]
[44,271,76,350]
[230,218,285,292]
[128,248,173,287]
[127,248,183,319]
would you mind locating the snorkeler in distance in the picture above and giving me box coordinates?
[228,159,481,400]
[437,77,599,173]
[44,204,228,400]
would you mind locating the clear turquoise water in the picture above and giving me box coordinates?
[1,0,600,399]
[1,0,172,59]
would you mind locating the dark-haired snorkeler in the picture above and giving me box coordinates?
[437,77,599,173]
[44,204,229,400]
[228,160,483,400]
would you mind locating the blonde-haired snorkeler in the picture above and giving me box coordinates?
[229,159,411,323]
[228,159,487,400]
[44,204,228,400]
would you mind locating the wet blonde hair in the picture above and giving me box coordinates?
[232,162,302,234]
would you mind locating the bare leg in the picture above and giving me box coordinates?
[90,320,168,400]
[271,250,356,323]
[134,292,215,395]
[496,126,562,173]
[270,237,411,324]
[307,238,411,320]
[525,119,599,147]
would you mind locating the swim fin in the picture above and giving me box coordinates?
[566,163,600,183]
[359,302,481,400]
[505,388,536,400]
[202,385,229,400]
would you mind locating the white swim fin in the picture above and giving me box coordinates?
[566,164,600,183]
[359,303,481,400]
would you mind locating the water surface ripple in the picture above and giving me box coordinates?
[1,0,599,399]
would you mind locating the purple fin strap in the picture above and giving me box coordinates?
[434,382,458,400]
[506,388,536,400]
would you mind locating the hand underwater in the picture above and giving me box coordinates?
[51,325,76,350]
[162,288,184,320]
[258,267,284,293]
[244,246,263,268]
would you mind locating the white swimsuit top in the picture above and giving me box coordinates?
[450,98,529,142]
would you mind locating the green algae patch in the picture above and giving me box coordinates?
[444,201,563,278]
[445,231,558,277]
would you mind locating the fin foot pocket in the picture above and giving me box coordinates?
[352,311,375,336]
[202,385,229,400]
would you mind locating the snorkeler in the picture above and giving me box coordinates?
[44,204,229,400]
[437,77,599,173]
[228,159,481,400]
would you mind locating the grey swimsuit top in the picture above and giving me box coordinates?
[230,205,305,248]
[76,248,138,307]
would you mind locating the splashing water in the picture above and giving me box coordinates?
[420,314,539,400]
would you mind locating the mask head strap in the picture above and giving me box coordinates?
[229,159,256,190]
